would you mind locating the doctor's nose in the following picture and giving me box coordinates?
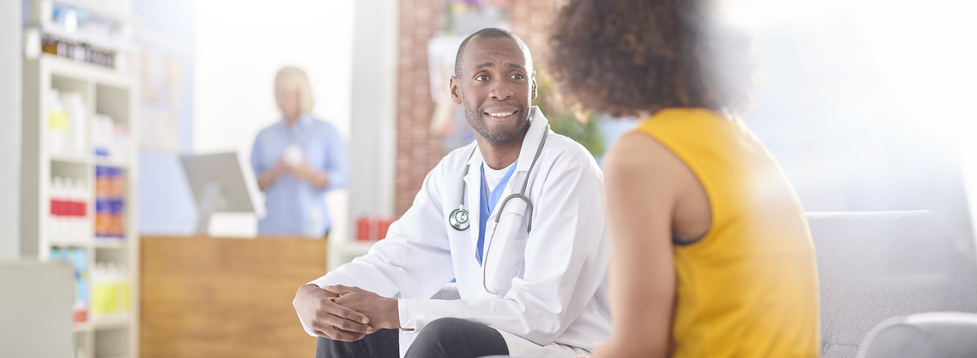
[489,83,513,101]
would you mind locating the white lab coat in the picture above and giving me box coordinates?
[304,107,612,357]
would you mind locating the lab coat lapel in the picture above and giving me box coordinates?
[483,107,548,251]
[463,148,483,254]
[492,107,548,219]
[467,107,549,260]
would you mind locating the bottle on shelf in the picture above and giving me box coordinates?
[111,124,131,162]
[49,247,89,323]
[48,89,68,155]
[39,35,117,69]
[92,115,113,159]
[110,167,125,238]
[95,167,109,239]
[70,178,90,239]
[64,178,79,238]
[91,262,131,319]
[49,177,65,238]
[49,177,91,242]
[62,91,87,156]
[95,167,125,240]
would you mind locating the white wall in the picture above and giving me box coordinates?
[0,0,22,259]
[193,0,355,239]
[349,0,398,223]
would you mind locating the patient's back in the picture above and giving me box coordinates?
[635,108,820,358]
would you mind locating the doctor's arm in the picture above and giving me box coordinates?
[294,161,455,335]
[396,160,609,345]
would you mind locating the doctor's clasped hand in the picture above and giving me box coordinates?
[293,283,375,342]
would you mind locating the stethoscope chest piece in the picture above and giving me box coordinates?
[449,207,470,231]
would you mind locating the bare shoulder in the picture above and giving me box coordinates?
[603,131,687,190]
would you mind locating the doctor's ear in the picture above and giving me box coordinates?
[531,76,538,101]
[449,76,463,105]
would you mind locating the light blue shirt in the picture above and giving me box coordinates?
[250,115,348,235]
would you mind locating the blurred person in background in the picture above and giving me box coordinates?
[251,66,349,236]
[549,0,819,357]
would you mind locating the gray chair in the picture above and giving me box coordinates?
[855,312,977,358]
[0,260,74,357]
[810,211,977,357]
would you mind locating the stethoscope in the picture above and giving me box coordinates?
[447,123,549,294]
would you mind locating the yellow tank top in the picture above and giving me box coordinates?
[634,108,820,358]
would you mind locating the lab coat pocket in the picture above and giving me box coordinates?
[483,199,531,297]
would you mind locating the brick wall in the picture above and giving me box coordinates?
[395,0,445,215]
[509,1,559,73]
[394,0,559,215]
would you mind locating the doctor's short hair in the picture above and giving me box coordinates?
[275,66,315,115]
[454,28,534,78]
[548,0,758,118]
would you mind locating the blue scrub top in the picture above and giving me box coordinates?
[250,115,348,235]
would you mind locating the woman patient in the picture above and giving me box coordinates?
[548,0,820,357]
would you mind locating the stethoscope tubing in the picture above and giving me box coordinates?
[481,128,547,294]
[445,116,550,295]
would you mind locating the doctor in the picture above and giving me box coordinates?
[293,28,611,358]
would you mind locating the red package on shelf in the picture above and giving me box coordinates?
[356,217,373,241]
[356,217,397,242]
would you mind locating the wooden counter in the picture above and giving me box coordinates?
[140,236,327,358]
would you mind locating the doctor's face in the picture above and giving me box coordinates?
[451,36,537,145]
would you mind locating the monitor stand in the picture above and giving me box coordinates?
[196,181,225,234]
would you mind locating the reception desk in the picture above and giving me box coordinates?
[141,235,327,358]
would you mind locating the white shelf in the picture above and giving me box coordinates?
[51,153,91,165]
[33,21,133,52]
[93,158,128,168]
[49,237,93,247]
[94,238,126,248]
[73,316,130,332]
[51,0,133,23]
[40,54,130,85]
[92,314,131,330]
[21,19,139,358]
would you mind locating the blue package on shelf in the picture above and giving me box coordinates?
[72,248,88,305]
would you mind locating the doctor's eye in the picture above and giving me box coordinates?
[475,75,489,81]
[510,73,525,80]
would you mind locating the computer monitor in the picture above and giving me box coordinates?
[180,151,265,233]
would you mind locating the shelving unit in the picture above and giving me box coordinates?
[21,53,139,358]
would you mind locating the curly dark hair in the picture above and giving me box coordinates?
[548,0,757,118]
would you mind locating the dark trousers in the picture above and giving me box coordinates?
[315,317,509,358]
